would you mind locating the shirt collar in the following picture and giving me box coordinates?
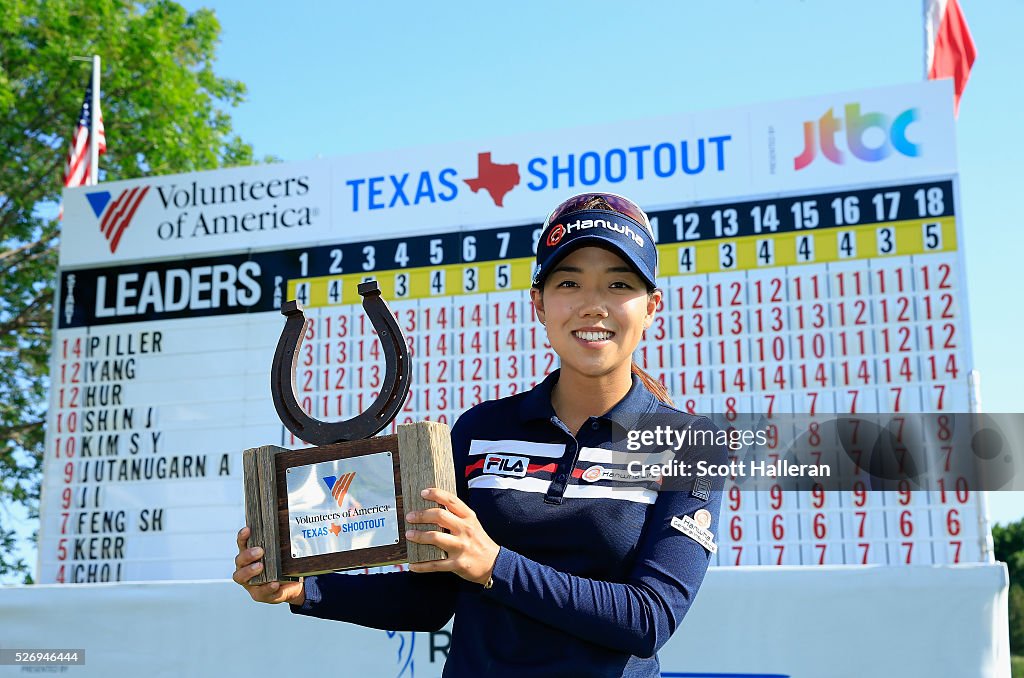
[519,368,661,431]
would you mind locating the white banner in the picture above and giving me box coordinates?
[0,564,1009,677]
[59,81,956,268]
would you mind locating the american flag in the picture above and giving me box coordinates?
[63,85,106,188]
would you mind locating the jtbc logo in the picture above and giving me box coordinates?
[794,103,920,170]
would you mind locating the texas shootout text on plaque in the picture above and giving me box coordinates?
[287,452,399,558]
[243,281,455,584]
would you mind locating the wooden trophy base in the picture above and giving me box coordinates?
[243,420,454,584]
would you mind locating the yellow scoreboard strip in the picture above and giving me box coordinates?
[289,216,956,307]
[289,257,535,307]
[660,216,957,276]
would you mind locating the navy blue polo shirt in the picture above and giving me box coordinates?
[290,370,727,677]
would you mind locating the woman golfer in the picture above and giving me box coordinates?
[234,192,726,677]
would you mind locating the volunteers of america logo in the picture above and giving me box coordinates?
[323,472,356,507]
[86,186,150,253]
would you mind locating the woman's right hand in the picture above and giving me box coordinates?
[233,526,305,606]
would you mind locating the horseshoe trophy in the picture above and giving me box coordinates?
[242,280,455,584]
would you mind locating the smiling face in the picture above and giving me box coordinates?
[530,245,661,384]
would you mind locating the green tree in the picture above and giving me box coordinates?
[993,518,1024,655]
[0,0,259,581]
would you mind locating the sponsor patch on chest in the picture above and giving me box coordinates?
[483,454,530,478]
[671,514,718,554]
[581,464,651,483]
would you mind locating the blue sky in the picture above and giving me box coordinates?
[176,0,1020,523]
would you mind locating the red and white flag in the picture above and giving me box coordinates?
[63,84,106,188]
[925,0,977,116]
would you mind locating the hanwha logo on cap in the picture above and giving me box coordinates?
[581,465,604,482]
[546,223,566,247]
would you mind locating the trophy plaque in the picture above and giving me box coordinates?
[242,281,455,584]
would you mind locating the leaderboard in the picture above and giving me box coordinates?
[42,81,983,583]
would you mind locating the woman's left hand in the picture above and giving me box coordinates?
[405,487,500,585]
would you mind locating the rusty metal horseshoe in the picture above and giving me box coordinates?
[271,280,411,445]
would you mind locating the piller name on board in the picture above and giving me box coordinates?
[85,332,163,357]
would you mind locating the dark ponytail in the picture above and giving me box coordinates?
[631,360,673,405]
[634,286,673,405]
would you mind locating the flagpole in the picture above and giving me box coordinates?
[89,55,101,186]
[923,0,929,78]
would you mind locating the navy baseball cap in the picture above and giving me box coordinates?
[533,192,658,289]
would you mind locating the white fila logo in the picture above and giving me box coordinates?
[483,454,529,478]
